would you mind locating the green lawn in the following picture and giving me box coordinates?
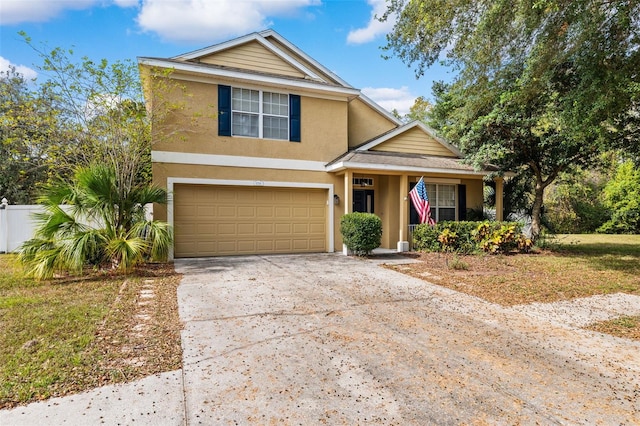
[0,255,122,406]
[0,255,182,409]
[551,233,640,256]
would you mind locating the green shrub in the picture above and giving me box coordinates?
[412,223,441,252]
[412,221,529,255]
[597,161,640,234]
[340,212,383,256]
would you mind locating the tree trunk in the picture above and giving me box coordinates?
[530,177,545,242]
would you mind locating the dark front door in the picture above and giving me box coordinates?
[353,189,374,213]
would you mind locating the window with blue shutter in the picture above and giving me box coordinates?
[218,85,300,142]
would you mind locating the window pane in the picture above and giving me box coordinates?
[425,184,437,203]
[232,112,259,137]
[263,116,288,140]
[438,184,456,207]
[263,92,288,116]
[439,208,456,221]
[232,88,259,113]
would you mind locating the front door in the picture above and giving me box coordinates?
[353,189,374,213]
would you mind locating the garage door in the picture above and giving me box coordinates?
[173,184,327,257]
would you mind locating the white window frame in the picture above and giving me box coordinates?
[426,183,457,222]
[231,87,289,140]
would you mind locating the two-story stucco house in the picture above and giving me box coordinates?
[138,30,503,259]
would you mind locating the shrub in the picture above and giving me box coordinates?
[340,212,382,256]
[597,161,640,234]
[412,220,529,255]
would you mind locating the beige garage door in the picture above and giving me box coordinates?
[173,184,327,257]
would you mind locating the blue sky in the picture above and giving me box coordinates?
[0,0,454,115]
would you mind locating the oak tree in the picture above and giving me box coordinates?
[383,0,640,238]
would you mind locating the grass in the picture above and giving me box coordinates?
[389,234,640,340]
[0,255,182,409]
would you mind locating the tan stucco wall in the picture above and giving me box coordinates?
[152,79,349,163]
[347,98,397,148]
[462,178,484,213]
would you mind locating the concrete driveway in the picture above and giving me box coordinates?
[176,253,640,425]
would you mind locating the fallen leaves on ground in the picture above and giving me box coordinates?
[386,251,640,341]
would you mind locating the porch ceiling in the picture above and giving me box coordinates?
[325,150,498,176]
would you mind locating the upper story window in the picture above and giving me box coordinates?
[219,85,301,142]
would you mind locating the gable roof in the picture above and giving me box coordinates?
[172,31,326,83]
[138,30,371,100]
[355,121,463,157]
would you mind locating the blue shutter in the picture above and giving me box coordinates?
[218,85,231,136]
[289,94,301,142]
[458,184,467,221]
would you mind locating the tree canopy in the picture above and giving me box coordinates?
[22,33,152,196]
[383,0,640,238]
[0,67,66,204]
[0,34,163,204]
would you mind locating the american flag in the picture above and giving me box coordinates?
[409,177,436,225]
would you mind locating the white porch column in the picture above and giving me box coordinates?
[398,174,409,252]
[342,170,353,255]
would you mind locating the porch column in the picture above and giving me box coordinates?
[398,174,409,252]
[343,170,353,255]
[495,177,504,221]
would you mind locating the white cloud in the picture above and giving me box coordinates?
[136,0,318,44]
[362,86,416,116]
[0,0,98,25]
[347,0,395,45]
[0,56,38,81]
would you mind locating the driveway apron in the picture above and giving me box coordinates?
[175,253,640,425]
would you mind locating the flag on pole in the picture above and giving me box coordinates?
[409,177,436,225]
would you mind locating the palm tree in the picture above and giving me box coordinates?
[19,164,171,279]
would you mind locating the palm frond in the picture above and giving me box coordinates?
[106,235,148,271]
[131,220,172,261]
[18,239,64,280]
[58,230,108,273]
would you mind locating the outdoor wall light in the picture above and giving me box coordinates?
[334,194,340,205]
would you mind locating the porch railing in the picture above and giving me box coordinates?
[408,224,419,250]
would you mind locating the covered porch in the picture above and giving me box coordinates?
[327,150,503,252]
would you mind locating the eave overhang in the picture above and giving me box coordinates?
[325,151,499,177]
[138,57,361,98]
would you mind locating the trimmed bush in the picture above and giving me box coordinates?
[413,221,482,254]
[340,212,382,256]
[412,221,530,255]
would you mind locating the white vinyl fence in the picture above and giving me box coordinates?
[0,198,153,253]
[0,200,45,253]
